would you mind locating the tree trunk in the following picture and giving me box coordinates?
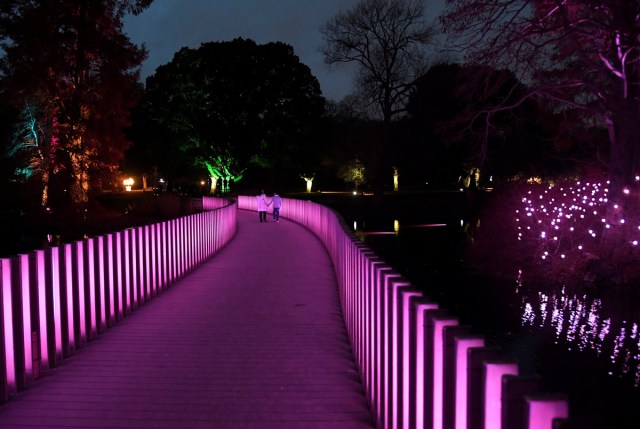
[70,137,89,204]
[601,98,640,261]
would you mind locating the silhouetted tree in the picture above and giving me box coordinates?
[441,1,640,255]
[321,0,436,191]
[0,0,151,210]
[404,63,569,184]
[133,38,326,193]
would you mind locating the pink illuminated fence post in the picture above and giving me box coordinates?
[150,224,157,296]
[137,226,146,305]
[122,230,132,314]
[484,360,519,429]
[399,286,422,429]
[442,324,471,429]
[61,243,75,356]
[96,236,107,332]
[48,247,64,366]
[0,258,16,400]
[366,259,388,414]
[454,336,485,429]
[74,241,87,348]
[502,375,541,429]
[382,273,402,428]
[115,231,125,318]
[468,347,502,429]
[159,222,168,290]
[34,250,49,374]
[83,238,97,339]
[15,254,34,390]
[525,394,569,428]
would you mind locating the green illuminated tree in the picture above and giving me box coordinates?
[0,0,151,210]
[338,158,366,190]
[133,38,325,193]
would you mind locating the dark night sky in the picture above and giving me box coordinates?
[123,0,446,102]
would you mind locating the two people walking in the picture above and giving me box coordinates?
[256,190,282,223]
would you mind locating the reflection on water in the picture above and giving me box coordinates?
[355,216,640,389]
[520,285,640,387]
[349,213,640,425]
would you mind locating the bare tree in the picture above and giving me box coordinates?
[441,0,640,256]
[320,0,436,125]
[321,0,436,191]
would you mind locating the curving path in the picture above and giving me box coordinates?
[0,209,374,429]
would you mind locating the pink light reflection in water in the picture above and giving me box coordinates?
[521,286,640,386]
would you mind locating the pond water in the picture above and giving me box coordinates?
[318,192,640,429]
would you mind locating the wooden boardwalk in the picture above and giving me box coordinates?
[0,209,374,429]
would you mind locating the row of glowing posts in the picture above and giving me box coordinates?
[0,198,235,400]
[240,195,572,429]
[383,280,568,429]
[302,202,568,429]
[223,196,574,428]
[345,253,570,429]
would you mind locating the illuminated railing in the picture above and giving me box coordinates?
[0,196,236,401]
[238,195,571,429]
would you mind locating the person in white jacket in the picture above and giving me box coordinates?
[256,190,268,223]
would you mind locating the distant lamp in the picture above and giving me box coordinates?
[393,166,399,192]
[302,175,314,193]
[123,177,134,192]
